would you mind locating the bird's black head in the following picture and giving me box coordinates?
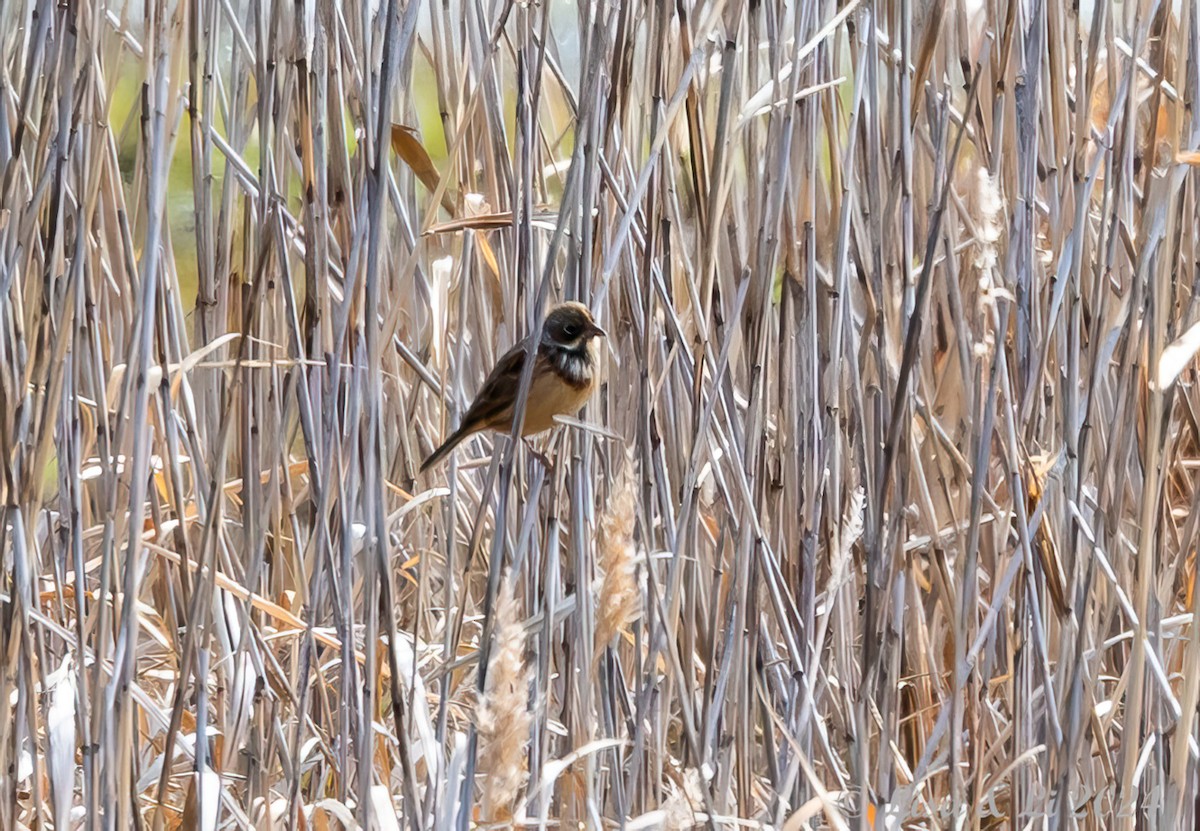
[541,302,606,352]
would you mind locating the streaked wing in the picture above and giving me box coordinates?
[460,338,540,429]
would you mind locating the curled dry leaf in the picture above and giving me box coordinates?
[390,123,457,214]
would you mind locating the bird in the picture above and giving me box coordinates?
[420,301,606,472]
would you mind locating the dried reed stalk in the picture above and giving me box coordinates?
[3,0,1200,827]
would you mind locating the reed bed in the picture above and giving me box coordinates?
[2,0,1200,827]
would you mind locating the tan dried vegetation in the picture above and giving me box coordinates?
[5,0,1200,828]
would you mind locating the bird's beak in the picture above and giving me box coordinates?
[586,322,607,339]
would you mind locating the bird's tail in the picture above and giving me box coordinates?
[420,424,474,473]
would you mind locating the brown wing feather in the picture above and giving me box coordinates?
[421,344,531,472]
[459,339,538,430]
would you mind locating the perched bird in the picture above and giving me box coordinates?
[420,302,606,472]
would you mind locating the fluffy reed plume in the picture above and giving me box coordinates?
[661,782,698,830]
[477,573,531,822]
[594,459,640,664]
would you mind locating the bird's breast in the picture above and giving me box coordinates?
[519,358,595,435]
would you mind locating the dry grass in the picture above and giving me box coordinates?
[4,0,1200,827]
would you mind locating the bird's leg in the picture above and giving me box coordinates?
[523,437,554,472]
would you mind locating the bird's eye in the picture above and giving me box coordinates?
[563,324,579,338]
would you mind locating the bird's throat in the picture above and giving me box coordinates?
[547,344,594,390]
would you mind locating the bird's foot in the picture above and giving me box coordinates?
[523,439,554,472]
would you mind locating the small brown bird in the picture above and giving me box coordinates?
[420,302,606,472]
